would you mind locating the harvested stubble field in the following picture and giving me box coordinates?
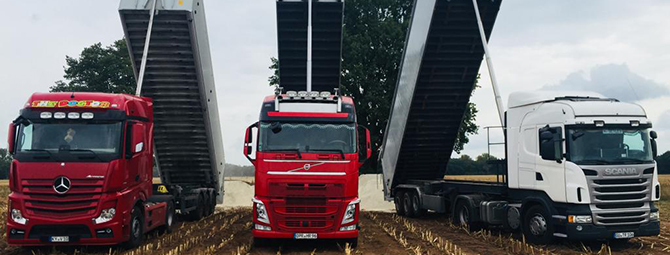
[0,176,669,255]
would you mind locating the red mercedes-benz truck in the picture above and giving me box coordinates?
[244,90,370,246]
[6,0,225,247]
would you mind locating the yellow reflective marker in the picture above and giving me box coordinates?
[157,185,168,193]
[178,0,183,5]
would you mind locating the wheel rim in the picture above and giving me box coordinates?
[458,206,469,225]
[529,213,547,236]
[132,216,141,238]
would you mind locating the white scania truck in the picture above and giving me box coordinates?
[380,0,661,244]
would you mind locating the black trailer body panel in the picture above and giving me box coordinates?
[276,0,344,92]
[381,0,502,197]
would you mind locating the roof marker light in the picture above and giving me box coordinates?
[297,91,308,97]
[68,112,80,119]
[54,112,66,119]
[308,91,320,97]
[630,120,640,127]
[82,112,94,119]
[40,112,53,119]
[595,120,605,127]
[320,91,331,97]
[286,91,298,97]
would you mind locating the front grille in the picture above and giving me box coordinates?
[269,182,344,198]
[28,225,92,239]
[21,179,103,219]
[270,197,340,232]
[586,172,652,226]
[282,217,330,229]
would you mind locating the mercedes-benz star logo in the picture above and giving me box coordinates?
[53,176,71,194]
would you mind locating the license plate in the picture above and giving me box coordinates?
[614,232,634,239]
[50,236,70,242]
[294,233,318,239]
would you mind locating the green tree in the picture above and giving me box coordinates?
[268,0,479,173]
[0,149,12,179]
[51,39,135,94]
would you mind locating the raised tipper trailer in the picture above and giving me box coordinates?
[380,0,661,244]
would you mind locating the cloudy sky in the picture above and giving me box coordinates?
[1,0,669,165]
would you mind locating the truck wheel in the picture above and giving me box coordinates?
[522,205,555,244]
[208,194,216,215]
[403,192,415,217]
[394,191,406,216]
[341,237,358,248]
[159,201,175,234]
[410,191,427,217]
[188,195,205,221]
[124,206,145,248]
[453,200,480,231]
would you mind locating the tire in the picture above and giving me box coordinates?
[453,200,480,231]
[403,192,415,217]
[188,195,205,221]
[208,194,216,215]
[394,191,406,216]
[159,201,175,234]
[410,191,427,217]
[522,205,555,244]
[341,237,358,249]
[124,206,145,248]
[253,237,271,247]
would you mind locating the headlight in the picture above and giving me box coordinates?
[255,224,272,231]
[650,211,660,221]
[252,198,270,224]
[568,215,592,224]
[93,208,116,224]
[339,225,357,231]
[11,209,28,225]
[341,198,361,225]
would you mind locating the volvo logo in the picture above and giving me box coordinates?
[604,168,638,176]
[303,164,311,171]
[53,176,71,194]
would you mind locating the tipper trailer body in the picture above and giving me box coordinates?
[6,0,225,247]
[380,0,661,243]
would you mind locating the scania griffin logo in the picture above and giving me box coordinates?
[53,176,71,194]
[604,168,638,176]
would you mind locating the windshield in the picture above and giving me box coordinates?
[17,122,123,154]
[258,122,356,154]
[567,127,654,165]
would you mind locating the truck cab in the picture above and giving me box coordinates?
[505,91,661,241]
[244,90,370,245]
[6,92,168,246]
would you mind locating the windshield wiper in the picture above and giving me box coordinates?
[575,159,611,165]
[24,149,53,158]
[265,149,302,159]
[309,149,345,159]
[611,157,651,164]
[65,149,104,162]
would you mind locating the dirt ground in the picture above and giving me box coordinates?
[2,176,670,254]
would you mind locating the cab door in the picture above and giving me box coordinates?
[535,124,567,202]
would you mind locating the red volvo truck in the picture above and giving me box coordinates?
[244,90,370,246]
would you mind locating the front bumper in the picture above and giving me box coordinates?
[7,217,127,246]
[565,221,660,240]
[253,227,359,239]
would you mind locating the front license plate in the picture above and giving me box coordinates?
[50,236,70,242]
[614,232,634,239]
[294,233,318,239]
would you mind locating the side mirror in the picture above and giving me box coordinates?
[244,122,258,163]
[132,123,146,154]
[539,126,563,163]
[651,130,658,159]
[7,123,16,154]
[359,126,371,162]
